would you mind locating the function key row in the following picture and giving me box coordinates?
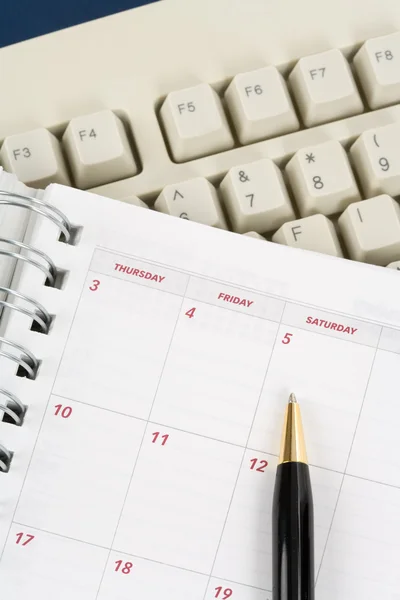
[1,31,400,191]
[0,110,138,189]
[160,32,400,162]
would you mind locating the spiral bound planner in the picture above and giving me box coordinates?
[0,167,400,599]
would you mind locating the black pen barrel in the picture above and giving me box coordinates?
[272,461,314,600]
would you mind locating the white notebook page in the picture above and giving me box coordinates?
[1,183,400,600]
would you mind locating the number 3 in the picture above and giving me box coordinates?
[282,332,293,344]
[89,279,100,291]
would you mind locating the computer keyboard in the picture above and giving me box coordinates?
[1,0,400,282]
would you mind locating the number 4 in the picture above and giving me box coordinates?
[185,307,196,319]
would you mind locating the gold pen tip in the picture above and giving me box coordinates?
[279,392,307,464]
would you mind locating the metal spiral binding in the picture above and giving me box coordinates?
[0,238,57,286]
[0,189,73,474]
[0,444,12,473]
[0,389,26,426]
[0,190,72,243]
[0,286,51,333]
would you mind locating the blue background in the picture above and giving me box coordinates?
[1,1,156,48]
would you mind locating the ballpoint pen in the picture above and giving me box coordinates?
[272,393,314,600]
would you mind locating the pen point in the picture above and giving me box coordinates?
[289,393,297,404]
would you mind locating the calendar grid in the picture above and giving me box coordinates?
[93,275,191,599]
[88,268,391,358]
[89,250,398,354]
[0,248,96,566]
[10,518,272,595]
[202,302,287,598]
[95,244,400,333]
[26,389,400,490]
[3,245,400,599]
[314,328,383,584]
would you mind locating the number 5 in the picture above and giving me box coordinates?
[282,332,293,345]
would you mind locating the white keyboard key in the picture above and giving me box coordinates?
[354,32,400,109]
[387,260,400,270]
[350,123,400,198]
[224,66,299,144]
[0,128,70,188]
[119,195,148,208]
[89,187,148,208]
[243,231,265,240]
[154,177,227,229]
[220,159,294,233]
[338,195,400,265]
[286,140,361,217]
[160,83,234,162]
[63,110,137,189]
[289,49,363,127]
[272,214,343,257]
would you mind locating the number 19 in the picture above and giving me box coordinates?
[215,587,233,599]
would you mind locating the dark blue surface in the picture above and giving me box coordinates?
[1,0,156,48]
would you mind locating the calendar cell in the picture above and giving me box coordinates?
[317,476,400,599]
[97,551,208,600]
[53,271,183,418]
[151,298,279,445]
[0,524,107,600]
[248,325,376,471]
[114,427,243,573]
[15,399,145,547]
[348,349,400,486]
[212,451,342,590]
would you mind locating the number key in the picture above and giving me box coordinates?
[285,140,360,217]
[154,177,227,228]
[338,195,400,265]
[289,49,363,127]
[219,159,295,233]
[350,123,400,198]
